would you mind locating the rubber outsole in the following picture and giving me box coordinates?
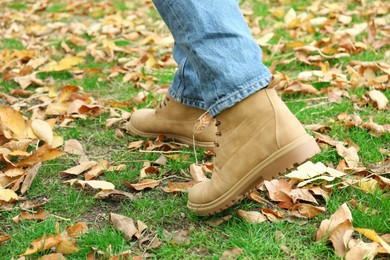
[187,135,321,215]
[126,121,215,150]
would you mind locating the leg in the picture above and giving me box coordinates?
[152,0,272,116]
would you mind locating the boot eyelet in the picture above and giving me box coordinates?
[214,141,220,147]
[215,131,221,136]
[215,120,221,126]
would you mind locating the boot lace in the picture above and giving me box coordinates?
[158,96,170,109]
[214,120,221,148]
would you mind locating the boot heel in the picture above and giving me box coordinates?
[260,136,321,180]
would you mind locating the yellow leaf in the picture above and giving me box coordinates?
[354,228,390,254]
[0,187,18,202]
[0,106,27,140]
[44,56,84,72]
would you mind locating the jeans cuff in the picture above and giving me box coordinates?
[208,74,272,117]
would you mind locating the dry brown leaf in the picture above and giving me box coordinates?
[329,220,354,257]
[346,239,379,260]
[0,187,19,202]
[0,106,27,139]
[336,144,359,169]
[125,179,160,191]
[316,203,352,241]
[161,181,196,193]
[61,161,98,176]
[368,90,388,110]
[0,233,11,243]
[23,234,61,256]
[16,145,65,167]
[20,162,42,194]
[84,160,109,180]
[64,179,115,190]
[13,210,49,224]
[163,229,191,245]
[290,188,318,204]
[127,140,144,150]
[207,215,233,227]
[31,119,54,146]
[39,253,66,260]
[190,163,208,182]
[305,124,331,132]
[56,231,79,255]
[63,139,86,160]
[220,247,243,260]
[264,179,292,202]
[66,222,89,238]
[109,213,138,240]
[94,190,135,200]
[362,118,388,136]
[237,209,267,224]
[354,228,390,254]
[297,204,326,218]
[193,112,213,134]
[247,191,272,205]
[261,208,283,222]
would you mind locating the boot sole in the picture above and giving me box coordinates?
[126,121,215,150]
[187,135,321,215]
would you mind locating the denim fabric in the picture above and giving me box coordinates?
[152,0,272,117]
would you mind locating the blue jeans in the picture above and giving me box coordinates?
[152,0,272,117]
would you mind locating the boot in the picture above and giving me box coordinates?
[126,95,216,150]
[187,79,321,215]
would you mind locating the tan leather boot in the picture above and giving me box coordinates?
[187,80,321,215]
[125,95,216,150]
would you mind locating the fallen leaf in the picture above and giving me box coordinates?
[237,209,267,224]
[20,162,42,194]
[0,233,11,243]
[55,230,79,255]
[0,106,27,139]
[161,181,196,193]
[297,204,326,218]
[316,203,353,241]
[125,179,160,191]
[66,222,89,238]
[220,247,243,260]
[94,190,134,200]
[207,215,233,227]
[13,210,49,224]
[329,220,354,257]
[31,119,54,146]
[336,144,359,169]
[127,140,144,150]
[39,253,66,260]
[354,228,390,254]
[0,187,19,202]
[84,160,109,180]
[163,229,191,245]
[346,239,379,260]
[23,234,61,256]
[264,179,292,202]
[190,163,208,182]
[109,213,138,240]
[64,179,115,190]
[63,139,85,155]
[60,161,98,176]
[368,90,388,110]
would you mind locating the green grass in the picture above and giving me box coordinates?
[0,39,25,50]
[1,0,389,259]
